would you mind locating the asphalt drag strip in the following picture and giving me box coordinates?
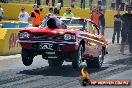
[0,28,132,88]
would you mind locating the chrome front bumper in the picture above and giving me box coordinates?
[16,40,79,46]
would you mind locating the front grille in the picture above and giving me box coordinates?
[30,34,64,40]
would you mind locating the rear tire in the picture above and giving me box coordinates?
[21,48,34,66]
[72,45,83,69]
[86,49,104,68]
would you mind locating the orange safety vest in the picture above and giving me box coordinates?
[91,12,101,27]
[32,10,41,25]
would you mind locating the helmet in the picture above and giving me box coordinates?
[47,17,62,29]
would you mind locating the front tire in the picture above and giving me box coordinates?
[72,45,83,69]
[21,48,34,66]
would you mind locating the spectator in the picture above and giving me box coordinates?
[52,0,55,6]
[116,0,121,10]
[19,0,24,3]
[0,5,4,21]
[112,10,122,44]
[44,7,55,18]
[96,0,102,11]
[0,0,4,3]
[2,0,8,3]
[125,0,131,11]
[89,0,93,10]
[46,0,51,6]
[45,0,48,5]
[18,7,30,22]
[63,8,74,17]
[121,0,125,11]
[120,6,132,54]
[58,0,63,7]
[31,4,43,27]
[97,0,102,6]
[91,8,101,28]
[36,0,41,6]
[54,2,61,15]
[102,0,106,8]
[111,0,116,10]
[71,0,75,8]
[99,9,105,35]
[80,0,85,9]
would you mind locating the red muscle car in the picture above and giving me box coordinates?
[17,17,108,69]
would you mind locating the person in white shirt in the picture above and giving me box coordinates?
[54,3,61,15]
[18,7,30,22]
[0,5,4,21]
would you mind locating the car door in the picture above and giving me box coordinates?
[90,22,102,57]
[83,21,101,58]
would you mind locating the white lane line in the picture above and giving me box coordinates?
[0,54,21,61]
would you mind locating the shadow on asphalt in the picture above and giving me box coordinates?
[18,65,109,77]
[109,56,132,65]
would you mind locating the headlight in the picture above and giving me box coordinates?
[19,32,30,38]
[64,34,75,40]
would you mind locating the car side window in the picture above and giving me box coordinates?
[88,22,94,33]
[92,24,99,35]
[91,24,98,35]
[88,21,99,35]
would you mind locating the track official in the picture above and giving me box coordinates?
[31,4,43,27]
[91,8,101,28]
[120,6,132,54]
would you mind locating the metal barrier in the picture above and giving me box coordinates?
[1,21,29,28]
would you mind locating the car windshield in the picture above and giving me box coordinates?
[39,17,49,28]
[39,17,86,30]
[40,17,66,29]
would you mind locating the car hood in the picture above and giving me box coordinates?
[20,27,83,35]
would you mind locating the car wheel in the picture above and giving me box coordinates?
[72,45,83,69]
[21,48,34,66]
[97,49,104,67]
[48,59,63,67]
[86,49,104,68]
